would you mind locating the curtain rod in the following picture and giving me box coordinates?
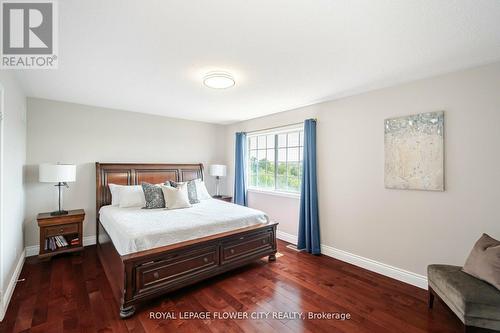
[246,118,317,134]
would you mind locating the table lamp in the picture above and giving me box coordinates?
[209,164,227,198]
[39,163,76,216]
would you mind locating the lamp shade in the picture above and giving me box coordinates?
[39,164,76,183]
[209,164,227,177]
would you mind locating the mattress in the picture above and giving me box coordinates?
[99,199,269,255]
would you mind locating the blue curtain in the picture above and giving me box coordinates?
[234,132,248,206]
[298,119,320,254]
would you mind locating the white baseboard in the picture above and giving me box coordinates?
[276,230,427,289]
[25,244,39,257]
[0,249,26,321]
[25,235,97,257]
[83,235,97,246]
[276,230,298,244]
[320,243,428,289]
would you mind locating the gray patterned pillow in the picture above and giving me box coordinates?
[141,183,165,209]
[167,180,199,204]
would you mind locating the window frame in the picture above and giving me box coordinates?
[246,125,303,196]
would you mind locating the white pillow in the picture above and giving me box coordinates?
[161,184,191,209]
[108,183,123,206]
[118,185,146,208]
[194,179,211,200]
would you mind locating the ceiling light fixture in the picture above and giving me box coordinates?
[203,71,235,89]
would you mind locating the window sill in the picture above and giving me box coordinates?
[247,188,300,199]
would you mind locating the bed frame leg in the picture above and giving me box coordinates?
[120,305,136,319]
[268,254,276,262]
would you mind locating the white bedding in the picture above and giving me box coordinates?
[99,199,269,255]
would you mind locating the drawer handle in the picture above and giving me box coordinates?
[239,236,245,240]
[153,272,159,280]
[262,239,267,244]
[230,249,235,254]
[203,257,208,263]
[59,228,64,233]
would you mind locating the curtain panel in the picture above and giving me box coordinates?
[234,132,248,206]
[297,119,320,254]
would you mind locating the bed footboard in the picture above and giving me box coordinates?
[98,221,278,318]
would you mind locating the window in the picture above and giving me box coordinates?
[247,126,303,193]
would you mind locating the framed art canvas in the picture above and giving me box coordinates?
[384,111,444,191]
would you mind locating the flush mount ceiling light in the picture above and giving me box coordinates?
[203,71,235,89]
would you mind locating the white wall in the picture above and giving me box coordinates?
[223,62,500,277]
[0,72,26,319]
[25,98,225,248]
[248,192,300,237]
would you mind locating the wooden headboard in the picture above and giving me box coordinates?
[95,162,204,213]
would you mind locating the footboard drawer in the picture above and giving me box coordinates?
[222,229,274,263]
[135,245,219,294]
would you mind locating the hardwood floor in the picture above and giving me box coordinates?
[0,240,466,333]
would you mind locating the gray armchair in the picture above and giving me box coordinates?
[428,264,500,332]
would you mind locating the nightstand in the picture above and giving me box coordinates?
[213,195,232,203]
[37,209,85,260]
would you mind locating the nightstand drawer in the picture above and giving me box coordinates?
[45,223,79,237]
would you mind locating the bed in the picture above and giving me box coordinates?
[95,163,278,318]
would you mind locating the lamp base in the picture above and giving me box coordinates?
[50,210,69,216]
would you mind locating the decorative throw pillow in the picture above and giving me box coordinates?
[141,183,165,209]
[462,233,500,291]
[118,185,146,208]
[161,184,191,209]
[167,180,200,204]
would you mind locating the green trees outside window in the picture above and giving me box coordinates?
[248,129,303,193]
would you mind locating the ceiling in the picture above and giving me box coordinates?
[13,0,500,124]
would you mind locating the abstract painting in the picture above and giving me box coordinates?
[384,111,444,191]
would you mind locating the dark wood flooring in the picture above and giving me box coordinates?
[0,240,467,333]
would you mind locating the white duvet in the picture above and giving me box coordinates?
[99,199,269,255]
